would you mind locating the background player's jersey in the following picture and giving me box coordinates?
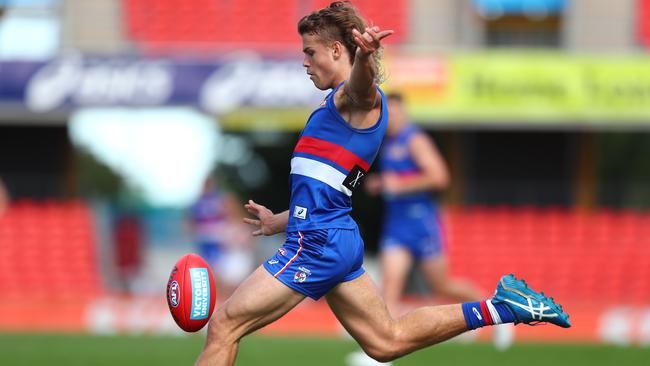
[286,83,388,232]
[378,125,442,257]
[379,124,437,210]
[190,190,228,244]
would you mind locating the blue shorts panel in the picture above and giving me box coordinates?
[380,215,445,261]
[263,228,365,300]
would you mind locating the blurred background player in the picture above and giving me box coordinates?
[188,175,254,300]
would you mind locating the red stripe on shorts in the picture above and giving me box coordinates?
[274,232,304,278]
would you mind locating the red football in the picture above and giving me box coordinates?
[166,253,217,332]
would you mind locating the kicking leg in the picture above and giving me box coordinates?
[327,273,467,363]
[327,273,570,363]
[195,266,306,366]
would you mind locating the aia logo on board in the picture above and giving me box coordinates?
[168,280,180,308]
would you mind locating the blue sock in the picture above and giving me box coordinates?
[462,300,517,330]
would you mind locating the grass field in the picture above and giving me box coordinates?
[1,333,648,366]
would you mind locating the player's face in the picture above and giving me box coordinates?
[301,33,338,90]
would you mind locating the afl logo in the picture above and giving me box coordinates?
[168,280,180,308]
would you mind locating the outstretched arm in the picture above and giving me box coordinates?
[243,200,288,236]
[344,26,394,109]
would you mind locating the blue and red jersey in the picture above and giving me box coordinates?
[378,124,444,260]
[286,83,388,232]
[379,124,437,211]
[190,189,228,245]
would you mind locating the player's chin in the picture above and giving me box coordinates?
[312,81,329,91]
[309,76,327,90]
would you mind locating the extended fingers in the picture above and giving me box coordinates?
[245,199,262,213]
[352,30,373,53]
[352,29,366,45]
[366,27,394,42]
[362,27,376,43]
[353,28,375,46]
[353,27,394,52]
[243,217,260,226]
[376,29,394,41]
[245,206,258,217]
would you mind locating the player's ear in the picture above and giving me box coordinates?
[331,41,343,60]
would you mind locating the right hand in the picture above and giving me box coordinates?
[352,26,394,57]
[243,200,280,236]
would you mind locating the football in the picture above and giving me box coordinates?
[166,253,217,332]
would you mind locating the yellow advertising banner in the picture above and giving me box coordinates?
[383,52,650,124]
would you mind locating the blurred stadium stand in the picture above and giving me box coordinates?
[2,201,649,304]
[122,0,404,53]
[446,206,650,305]
[640,0,650,48]
[0,200,101,300]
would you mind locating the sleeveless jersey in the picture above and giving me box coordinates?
[286,83,388,232]
[190,189,228,243]
[379,124,437,213]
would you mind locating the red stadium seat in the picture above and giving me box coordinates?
[444,206,650,305]
[122,0,405,52]
[0,200,102,301]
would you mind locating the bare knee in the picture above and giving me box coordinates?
[205,306,240,347]
[361,341,402,363]
[357,330,405,363]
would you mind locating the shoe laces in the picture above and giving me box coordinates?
[539,291,564,312]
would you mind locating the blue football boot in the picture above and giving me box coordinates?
[492,274,571,328]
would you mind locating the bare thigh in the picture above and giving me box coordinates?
[196,266,306,365]
[206,265,305,344]
[326,273,393,350]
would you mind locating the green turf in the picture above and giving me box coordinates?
[0,333,648,366]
